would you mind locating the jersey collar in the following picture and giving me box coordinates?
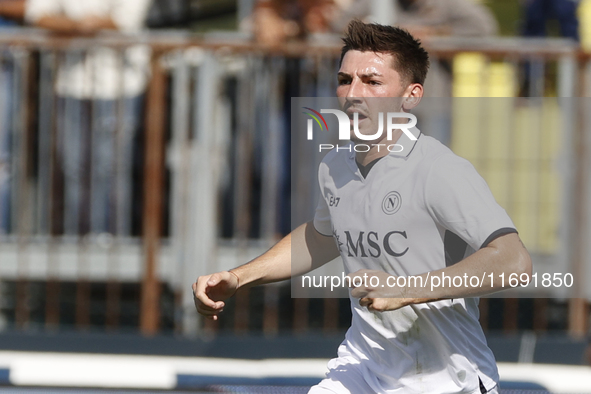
[346,127,422,166]
[389,126,421,158]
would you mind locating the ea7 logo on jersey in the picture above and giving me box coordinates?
[325,191,340,207]
[328,195,340,207]
[382,191,402,215]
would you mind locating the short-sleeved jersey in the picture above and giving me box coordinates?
[314,127,516,394]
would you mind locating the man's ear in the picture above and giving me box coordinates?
[402,83,423,110]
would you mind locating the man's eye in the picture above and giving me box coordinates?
[369,80,381,85]
[338,79,351,85]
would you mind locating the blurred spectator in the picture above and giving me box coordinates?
[519,0,579,96]
[0,0,25,234]
[249,0,499,44]
[397,0,498,38]
[25,0,152,236]
[251,0,338,45]
[332,0,498,39]
[522,0,580,41]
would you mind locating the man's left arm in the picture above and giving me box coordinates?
[352,153,532,311]
[351,231,531,312]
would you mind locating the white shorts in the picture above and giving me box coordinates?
[308,355,373,394]
[310,377,499,394]
[308,356,499,394]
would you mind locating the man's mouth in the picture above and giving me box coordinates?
[346,110,368,123]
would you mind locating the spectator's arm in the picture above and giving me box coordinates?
[33,15,79,34]
[0,0,26,21]
[26,0,77,34]
[33,15,117,35]
[79,16,117,31]
[25,0,118,35]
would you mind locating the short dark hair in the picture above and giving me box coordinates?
[340,20,430,86]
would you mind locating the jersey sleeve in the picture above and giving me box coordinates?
[313,163,332,236]
[425,153,516,251]
[313,192,332,236]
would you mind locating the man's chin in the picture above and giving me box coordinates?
[350,133,387,145]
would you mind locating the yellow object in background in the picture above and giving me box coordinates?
[579,0,591,50]
[452,53,516,98]
[451,54,561,253]
[452,53,488,97]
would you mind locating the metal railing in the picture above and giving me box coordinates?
[0,29,587,336]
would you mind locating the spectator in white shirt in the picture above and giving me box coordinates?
[25,0,152,236]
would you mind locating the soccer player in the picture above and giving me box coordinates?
[193,20,532,394]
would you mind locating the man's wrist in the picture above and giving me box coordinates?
[401,282,433,306]
[228,270,241,289]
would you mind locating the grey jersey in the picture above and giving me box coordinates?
[314,128,515,393]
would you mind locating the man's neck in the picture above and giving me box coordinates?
[355,129,403,166]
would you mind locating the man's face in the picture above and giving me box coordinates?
[336,50,417,143]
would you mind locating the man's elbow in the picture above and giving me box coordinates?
[514,246,532,285]
[493,233,532,285]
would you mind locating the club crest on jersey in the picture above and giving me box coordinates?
[382,191,402,215]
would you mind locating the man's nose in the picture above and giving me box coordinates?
[345,79,363,101]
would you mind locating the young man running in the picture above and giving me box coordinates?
[193,20,531,394]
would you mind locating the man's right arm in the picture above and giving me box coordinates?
[193,221,339,320]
